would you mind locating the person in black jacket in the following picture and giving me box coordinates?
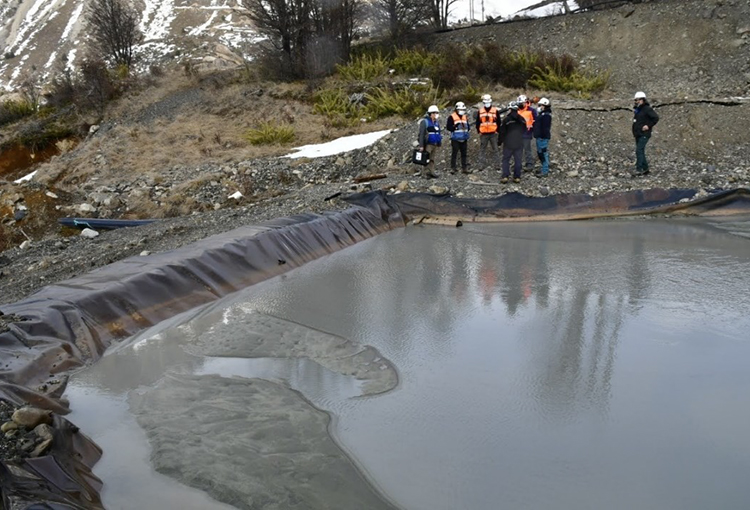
[533,97,552,177]
[499,102,525,183]
[632,91,659,176]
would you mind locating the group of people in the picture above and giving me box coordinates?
[417,94,553,182]
[416,90,659,181]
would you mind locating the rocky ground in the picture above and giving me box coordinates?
[0,399,55,461]
[2,92,750,308]
[1,96,749,310]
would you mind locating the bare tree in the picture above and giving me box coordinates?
[428,0,459,29]
[373,0,431,41]
[86,0,143,67]
[242,0,360,78]
[242,0,313,76]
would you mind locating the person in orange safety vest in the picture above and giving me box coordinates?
[446,101,471,174]
[474,94,501,171]
[517,94,537,171]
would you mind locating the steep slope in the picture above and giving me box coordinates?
[437,0,750,97]
[0,0,256,90]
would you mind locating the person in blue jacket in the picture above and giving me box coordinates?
[533,97,552,177]
[446,101,471,174]
[417,104,442,179]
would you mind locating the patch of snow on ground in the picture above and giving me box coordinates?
[44,50,58,71]
[285,130,392,159]
[142,0,177,41]
[14,170,37,184]
[188,0,222,36]
[61,3,84,40]
[66,48,77,71]
[135,41,177,63]
[10,55,29,82]
[10,0,59,56]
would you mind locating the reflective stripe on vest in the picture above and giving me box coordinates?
[451,112,470,141]
[426,117,441,145]
[479,106,498,134]
[519,108,534,130]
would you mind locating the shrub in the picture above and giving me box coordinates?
[336,53,389,82]
[313,87,356,118]
[363,84,443,120]
[391,48,440,76]
[313,87,362,127]
[0,99,36,126]
[529,65,610,95]
[245,122,295,145]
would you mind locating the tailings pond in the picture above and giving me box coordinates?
[67,216,750,510]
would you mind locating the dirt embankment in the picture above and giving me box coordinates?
[437,0,750,98]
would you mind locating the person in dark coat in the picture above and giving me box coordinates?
[499,102,525,183]
[533,97,552,176]
[632,91,659,175]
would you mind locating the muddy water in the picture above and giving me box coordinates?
[67,216,750,510]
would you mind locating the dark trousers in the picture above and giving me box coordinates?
[502,146,522,178]
[451,140,467,170]
[635,135,650,172]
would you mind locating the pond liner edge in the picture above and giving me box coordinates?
[1,187,749,507]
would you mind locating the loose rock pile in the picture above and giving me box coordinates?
[0,400,55,461]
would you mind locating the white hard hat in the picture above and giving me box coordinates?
[455,101,466,110]
[428,105,440,114]
[634,91,647,99]
[481,94,492,103]
[517,94,528,103]
[538,97,550,106]
[508,101,519,110]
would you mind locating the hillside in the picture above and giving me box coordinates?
[1,0,749,306]
[0,0,254,90]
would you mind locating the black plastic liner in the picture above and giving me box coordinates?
[0,204,402,509]
[0,187,748,508]
[58,218,157,230]
[343,188,750,222]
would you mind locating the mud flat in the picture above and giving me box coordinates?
[66,309,398,510]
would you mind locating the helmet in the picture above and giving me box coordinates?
[634,91,647,100]
[427,105,440,114]
[517,94,528,103]
[481,94,492,104]
[538,97,550,106]
[455,101,466,110]
[508,101,519,110]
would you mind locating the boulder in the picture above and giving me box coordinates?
[11,407,52,428]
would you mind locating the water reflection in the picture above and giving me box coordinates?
[230,217,750,510]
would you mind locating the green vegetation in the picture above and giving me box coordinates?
[245,122,296,145]
[0,99,36,126]
[363,84,443,120]
[391,48,440,76]
[529,65,611,96]
[335,53,390,82]
[313,44,609,123]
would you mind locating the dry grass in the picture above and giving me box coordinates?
[33,67,393,192]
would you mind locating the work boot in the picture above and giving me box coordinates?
[513,177,521,183]
[500,177,509,184]
[461,167,471,174]
[424,169,438,179]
